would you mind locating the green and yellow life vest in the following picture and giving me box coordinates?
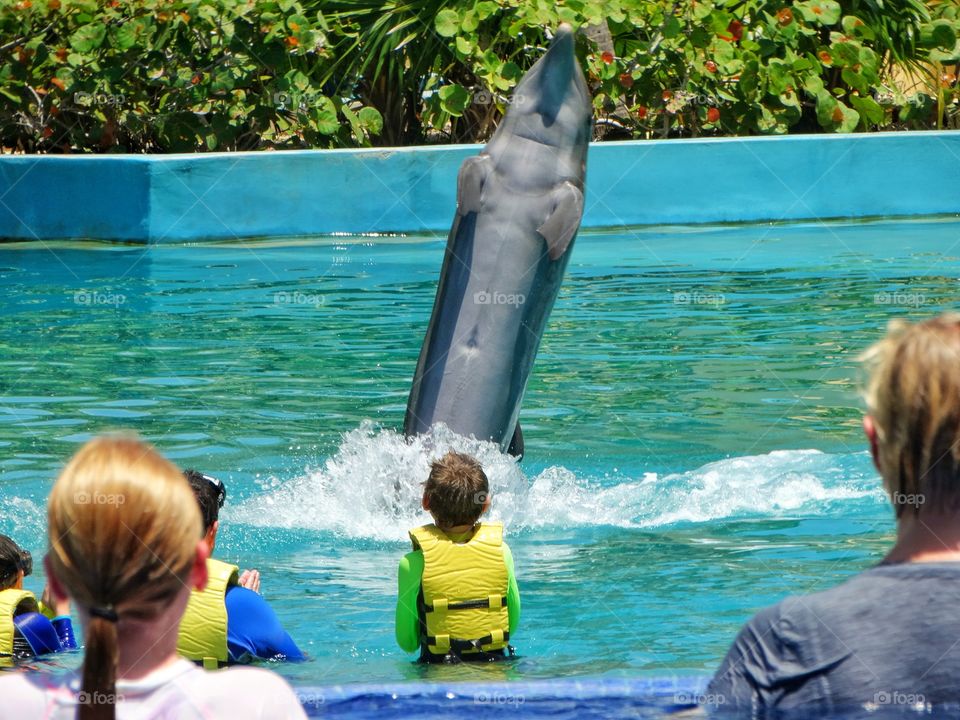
[0,588,39,659]
[409,522,510,656]
[176,558,239,669]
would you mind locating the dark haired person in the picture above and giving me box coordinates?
[395,451,521,662]
[0,534,76,663]
[708,314,960,714]
[176,470,303,667]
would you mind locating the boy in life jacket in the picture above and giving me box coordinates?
[0,534,76,666]
[176,470,304,668]
[395,451,521,663]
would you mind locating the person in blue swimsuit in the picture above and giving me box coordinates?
[0,534,76,664]
[175,471,304,667]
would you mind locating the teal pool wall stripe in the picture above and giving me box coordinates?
[1,131,958,243]
[0,155,149,242]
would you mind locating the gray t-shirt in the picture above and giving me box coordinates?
[707,562,960,716]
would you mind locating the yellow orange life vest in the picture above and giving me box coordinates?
[409,522,509,656]
[0,588,39,660]
[176,558,238,669]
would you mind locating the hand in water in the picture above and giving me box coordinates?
[238,569,261,594]
[41,583,70,617]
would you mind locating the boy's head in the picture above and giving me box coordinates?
[184,470,226,551]
[861,313,960,517]
[422,452,490,529]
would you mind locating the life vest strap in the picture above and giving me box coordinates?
[421,596,507,612]
[424,630,510,654]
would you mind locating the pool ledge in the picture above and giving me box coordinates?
[293,675,709,717]
[1,131,959,243]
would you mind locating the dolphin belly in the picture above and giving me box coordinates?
[403,24,592,457]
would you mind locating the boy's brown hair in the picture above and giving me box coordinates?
[424,451,489,528]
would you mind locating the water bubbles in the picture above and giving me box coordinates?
[231,423,883,541]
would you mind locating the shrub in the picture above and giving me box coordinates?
[1,0,957,152]
[0,0,383,152]
[420,0,960,140]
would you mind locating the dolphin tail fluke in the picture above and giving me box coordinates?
[507,422,524,460]
[537,181,584,260]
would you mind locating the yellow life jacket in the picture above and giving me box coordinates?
[176,558,238,669]
[409,522,509,656]
[0,588,39,659]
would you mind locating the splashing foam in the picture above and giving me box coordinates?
[0,497,46,547]
[232,422,883,541]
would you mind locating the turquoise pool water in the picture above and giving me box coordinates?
[0,216,958,687]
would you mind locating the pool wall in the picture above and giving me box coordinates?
[1,131,958,243]
[294,676,709,718]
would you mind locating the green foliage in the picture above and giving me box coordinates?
[0,0,383,152]
[1,0,957,152]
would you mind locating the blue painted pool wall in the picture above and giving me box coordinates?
[145,147,476,241]
[1,131,958,243]
[293,676,708,717]
[0,155,148,242]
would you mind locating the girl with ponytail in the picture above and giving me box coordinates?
[0,434,306,719]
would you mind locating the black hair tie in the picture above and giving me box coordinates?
[89,605,119,622]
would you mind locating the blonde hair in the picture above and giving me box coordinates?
[47,434,201,720]
[861,314,960,517]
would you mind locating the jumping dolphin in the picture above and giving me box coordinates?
[404,24,592,458]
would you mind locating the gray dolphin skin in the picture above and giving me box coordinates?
[404,24,592,458]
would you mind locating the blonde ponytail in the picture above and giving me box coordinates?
[47,434,201,720]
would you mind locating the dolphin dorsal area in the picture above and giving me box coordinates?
[404,25,592,458]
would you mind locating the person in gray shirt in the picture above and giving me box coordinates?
[708,313,960,716]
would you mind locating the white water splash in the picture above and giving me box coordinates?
[0,496,46,547]
[231,422,885,541]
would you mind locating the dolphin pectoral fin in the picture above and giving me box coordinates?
[537,181,584,260]
[507,422,524,460]
[457,155,492,216]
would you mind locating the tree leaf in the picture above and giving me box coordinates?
[435,9,460,37]
[841,15,875,41]
[358,106,383,135]
[314,96,339,134]
[70,23,106,53]
[795,0,841,26]
[850,94,884,124]
[438,83,469,116]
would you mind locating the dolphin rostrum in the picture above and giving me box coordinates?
[404,24,592,458]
